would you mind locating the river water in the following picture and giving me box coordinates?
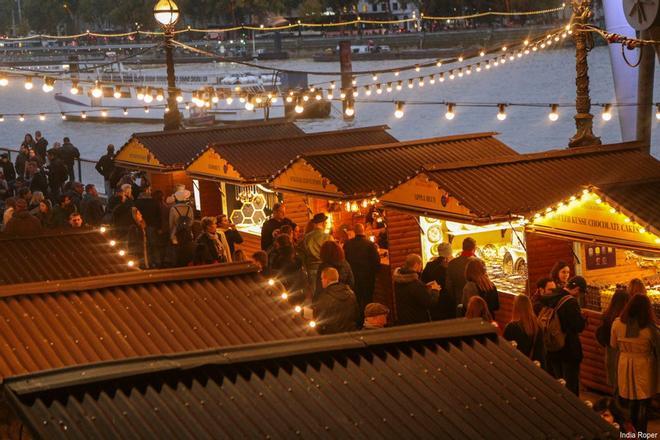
[1,45,659,160]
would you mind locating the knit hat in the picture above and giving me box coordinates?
[364,303,389,318]
[435,242,453,258]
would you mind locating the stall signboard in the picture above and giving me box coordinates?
[270,160,342,198]
[530,193,660,251]
[187,148,243,181]
[115,139,162,168]
[380,174,473,220]
[585,244,617,270]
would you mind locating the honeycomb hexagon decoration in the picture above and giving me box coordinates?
[230,193,268,228]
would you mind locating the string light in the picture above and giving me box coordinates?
[0,115,4,122]
[61,112,67,120]
[113,86,122,99]
[308,320,317,328]
[394,101,405,118]
[41,77,54,93]
[70,81,80,95]
[24,77,33,90]
[549,104,559,121]
[407,79,414,89]
[345,105,355,117]
[0,75,7,87]
[386,82,393,93]
[294,97,304,114]
[156,88,164,101]
[656,103,660,120]
[144,106,150,113]
[81,111,87,119]
[38,113,45,121]
[601,104,612,121]
[497,103,507,121]
[445,103,455,120]
[19,114,25,122]
[91,81,103,98]
[101,109,108,117]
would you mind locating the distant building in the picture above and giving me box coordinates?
[355,0,419,31]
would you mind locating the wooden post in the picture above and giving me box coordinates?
[339,40,355,121]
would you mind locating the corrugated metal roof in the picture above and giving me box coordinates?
[5,320,615,439]
[118,122,304,168]
[0,230,136,286]
[0,263,308,380]
[189,125,397,183]
[278,132,517,197]
[600,179,660,234]
[420,142,660,218]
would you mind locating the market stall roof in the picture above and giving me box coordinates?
[381,141,660,225]
[0,263,308,380]
[269,132,516,199]
[598,179,660,234]
[0,230,136,286]
[114,122,304,171]
[185,125,396,184]
[4,320,614,439]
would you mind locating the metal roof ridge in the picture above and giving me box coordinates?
[598,176,660,190]
[422,141,649,173]
[130,120,297,139]
[207,125,393,150]
[301,132,502,158]
[4,319,496,395]
[0,262,259,298]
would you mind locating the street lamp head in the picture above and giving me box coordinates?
[154,0,180,27]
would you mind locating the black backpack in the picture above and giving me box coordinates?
[174,206,193,244]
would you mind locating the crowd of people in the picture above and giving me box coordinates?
[1,133,657,434]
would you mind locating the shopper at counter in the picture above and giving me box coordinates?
[627,278,647,296]
[344,223,381,320]
[301,213,331,287]
[394,254,440,326]
[260,203,296,251]
[596,288,630,389]
[462,258,500,318]
[539,276,587,396]
[314,240,354,300]
[610,294,659,434]
[421,243,456,320]
[314,267,359,335]
[445,237,476,313]
[550,260,571,289]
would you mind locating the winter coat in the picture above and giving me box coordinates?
[221,228,244,256]
[3,210,42,237]
[314,282,359,335]
[59,142,80,167]
[270,248,306,297]
[260,217,297,251]
[28,171,49,195]
[47,158,68,192]
[51,204,76,228]
[344,235,381,307]
[393,267,439,326]
[301,228,331,277]
[134,196,161,229]
[34,138,48,160]
[194,232,232,265]
[314,260,355,300]
[462,281,500,317]
[95,153,115,180]
[611,318,659,400]
[14,152,28,178]
[1,159,16,182]
[127,224,153,269]
[445,254,472,307]
[538,290,586,362]
[421,259,455,320]
[80,194,105,226]
[503,321,546,367]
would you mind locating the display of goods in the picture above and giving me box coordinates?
[599,286,660,317]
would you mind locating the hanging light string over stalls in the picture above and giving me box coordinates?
[0,4,569,42]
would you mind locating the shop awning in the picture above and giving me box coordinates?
[185,126,396,185]
[114,122,303,172]
[269,132,517,200]
[381,141,660,226]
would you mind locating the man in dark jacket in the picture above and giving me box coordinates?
[314,267,359,335]
[25,160,48,195]
[80,184,105,226]
[46,149,68,199]
[3,198,41,237]
[14,146,29,179]
[0,152,16,183]
[538,276,587,396]
[260,203,296,251]
[34,131,48,162]
[134,186,160,229]
[445,237,476,312]
[344,223,381,322]
[394,254,440,326]
[51,194,77,228]
[60,137,80,182]
[95,144,115,196]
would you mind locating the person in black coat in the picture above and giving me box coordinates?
[60,137,80,182]
[260,203,296,251]
[394,254,441,326]
[538,276,587,396]
[80,184,105,227]
[133,187,161,229]
[270,234,306,302]
[34,131,48,162]
[14,146,29,179]
[95,144,115,196]
[503,295,546,368]
[445,237,477,311]
[421,242,457,320]
[46,149,68,198]
[344,223,381,319]
[0,152,16,183]
[25,160,48,195]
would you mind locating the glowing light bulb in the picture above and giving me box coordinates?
[245,100,255,111]
[445,103,455,120]
[394,71,399,76]
[496,104,507,121]
[601,104,612,121]
[479,50,485,57]
[458,55,464,62]
[415,65,420,72]
[61,113,66,120]
[364,86,371,96]
[330,81,336,89]
[281,292,288,300]
[109,240,116,246]
[372,73,378,81]
[42,78,54,93]
[144,94,153,104]
[127,260,135,267]
[294,305,302,313]
[122,108,128,115]
[0,115,4,122]
[144,107,150,113]
[303,94,310,102]
[418,78,425,87]
[396,80,403,91]
[294,99,304,114]
[81,112,87,119]
[119,250,126,256]
[345,106,355,117]
[449,70,455,80]
[548,104,559,121]
[351,77,357,86]
[268,278,275,286]
[70,82,80,95]
[308,320,317,328]
[156,89,164,101]
[91,82,102,98]
[352,90,358,98]
[439,73,445,82]
[0,76,7,87]
[101,109,108,117]
[226,96,233,105]
[176,93,183,103]
[394,101,404,119]
[113,86,122,99]
[39,113,45,121]
[100,227,107,234]
[386,82,393,93]
[656,104,660,120]
[502,46,507,51]
[436,60,442,67]
[24,77,33,90]
[376,84,382,94]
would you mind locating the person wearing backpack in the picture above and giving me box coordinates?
[537,275,587,396]
[169,189,194,244]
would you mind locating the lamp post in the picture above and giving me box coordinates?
[568,0,601,147]
[154,0,183,131]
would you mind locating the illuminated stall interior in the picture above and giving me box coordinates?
[114,122,303,206]
[184,126,397,243]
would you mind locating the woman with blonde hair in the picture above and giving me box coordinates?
[462,257,500,317]
[627,278,646,296]
[504,295,546,366]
